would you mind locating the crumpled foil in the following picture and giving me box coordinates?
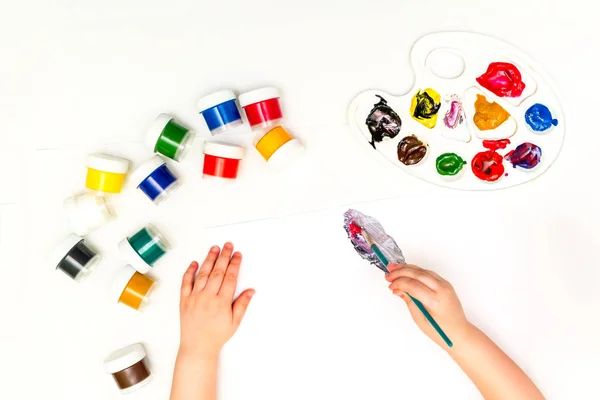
[343,209,405,273]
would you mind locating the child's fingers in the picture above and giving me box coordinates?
[397,292,429,324]
[193,246,220,293]
[204,242,234,293]
[180,261,199,297]
[389,277,437,307]
[385,266,441,291]
[232,289,255,327]
[218,252,242,300]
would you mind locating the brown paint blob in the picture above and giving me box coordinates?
[473,94,510,131]
[397,135,427,165]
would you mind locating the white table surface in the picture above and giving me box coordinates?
[1,1,599,399]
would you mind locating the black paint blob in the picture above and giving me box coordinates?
[365,95,402,149]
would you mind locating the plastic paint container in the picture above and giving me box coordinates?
[202,141,245,182]
[145,113,195,162]
[52,234,101,282]
[112,265,156,311]
[254,126,304,169]
[197,90,243,134]
[118,224,170,273]
[104,343,153,394]
[238,87,283,130]
[86,153,130,194]
[63,193,114,235]
[130,156,181,205]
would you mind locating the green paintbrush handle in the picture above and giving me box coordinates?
[407,294,453,347]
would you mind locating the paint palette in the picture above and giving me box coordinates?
[347,32,565,190]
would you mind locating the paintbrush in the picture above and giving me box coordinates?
[360,228,453,348]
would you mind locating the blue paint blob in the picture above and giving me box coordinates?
[525,103,558,132]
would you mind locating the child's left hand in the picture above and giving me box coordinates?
[178,243,255,358]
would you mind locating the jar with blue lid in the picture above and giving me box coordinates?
[130,156,181,205]
[197,89,243,134]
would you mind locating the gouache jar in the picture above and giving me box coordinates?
[130,156,181,205]
[145,113,195,162]
[254,126,304,169]
[238,87,283,130]
[64,193,114,235]
[111,265,156,311]
[104,343,153,394]
[197,90,243,134]
[202,141,245,182]
[118,224,170,273]
[86,153,130,194]
[52,234,101,282]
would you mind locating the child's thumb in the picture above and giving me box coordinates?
[233,289,255,326]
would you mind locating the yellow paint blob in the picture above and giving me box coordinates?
[473,94,510,131]
[118,271,155,311]
[86,168,126,193]
[410,88,441,129]
[255,126,293,161]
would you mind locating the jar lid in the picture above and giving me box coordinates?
[51,233,84,269]
[110,265,138,303]
[63,197,89,236]
[145,113,174,151]
[86,153,130,174]
[118,239,152,274]
[266,138,304,170]
[104,343,147,373]
[197,90,237,113]
[130,156,167,187]
[238,87,280,107]
[203,141,245,160]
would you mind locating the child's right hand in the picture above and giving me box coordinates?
[385,264,472,349]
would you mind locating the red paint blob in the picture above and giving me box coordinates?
[476,62,526,98]
[349,222,362,238]
[471,150,505,182]
[482,139,511,151]
[243,98,283,127]
[203,154,241,180]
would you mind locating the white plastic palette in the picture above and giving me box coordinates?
[347,31,566,190]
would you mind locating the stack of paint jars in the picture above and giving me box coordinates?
[197,87,304,181]
[54,153,131,282]
[239,87,304,170]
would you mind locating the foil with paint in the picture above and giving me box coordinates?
[365,95,402,149]
[343,209,405,273]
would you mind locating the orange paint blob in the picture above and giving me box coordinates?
[473,94,510,131]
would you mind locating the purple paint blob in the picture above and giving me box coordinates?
[505,142,542,169]
[444,97,464,129]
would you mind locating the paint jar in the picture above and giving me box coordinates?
[197,90,243,134]
[64,193,114,235]
[254,126,304,169]
[112,265,156,311]
[202,141,245,182]
[238,87,283,131]
[52,234,101,282]
[130,156,181,205]
[105,343,153,394]
[86,153,130,194]
[145,113,195,162]
[118,224,170,273]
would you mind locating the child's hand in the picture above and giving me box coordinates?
[385,263,471,349]
[178,243,255,358]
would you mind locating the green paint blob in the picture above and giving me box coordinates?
[155,119,192,161]
[436,153,466,176]
[127,225,169,266]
